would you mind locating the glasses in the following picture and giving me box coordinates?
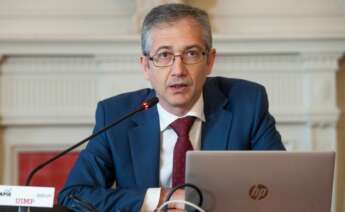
[146,48,207,68]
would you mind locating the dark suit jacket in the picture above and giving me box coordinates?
[58,77,285,211]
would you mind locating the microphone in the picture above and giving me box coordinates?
[25,96,159,186]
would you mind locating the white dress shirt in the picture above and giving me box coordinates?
[140,94,205,211]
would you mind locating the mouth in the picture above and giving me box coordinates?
[168,83,189,92]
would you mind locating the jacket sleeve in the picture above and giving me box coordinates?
[250,86,286,150]
[58,102,146,211]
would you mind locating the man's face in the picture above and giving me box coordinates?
[140,18,216,116]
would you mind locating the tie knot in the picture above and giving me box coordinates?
[170,116,195,137]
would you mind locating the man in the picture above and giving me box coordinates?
[59,3,285,211]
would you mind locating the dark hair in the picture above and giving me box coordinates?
[141,3,212,55]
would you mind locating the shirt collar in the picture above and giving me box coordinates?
[157,94,205,131]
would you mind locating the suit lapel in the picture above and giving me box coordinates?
[201,80,233,150]
[128,99,161,187]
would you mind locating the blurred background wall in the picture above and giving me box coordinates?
[0,0,344,210]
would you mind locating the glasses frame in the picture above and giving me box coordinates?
[145,49,208,68]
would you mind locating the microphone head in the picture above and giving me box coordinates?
[141,97,159,110]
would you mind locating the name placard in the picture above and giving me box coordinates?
[0,185,54,208]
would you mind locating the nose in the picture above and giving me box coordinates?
[170,55,187,76]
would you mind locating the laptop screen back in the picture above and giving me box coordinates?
[185,151,335,212]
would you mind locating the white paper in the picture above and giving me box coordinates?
[0,185,55,208]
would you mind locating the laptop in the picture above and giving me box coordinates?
[185,151,335,212]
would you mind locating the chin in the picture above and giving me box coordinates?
[168,98,193,109]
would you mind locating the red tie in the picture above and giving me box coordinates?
[170,116,195,187]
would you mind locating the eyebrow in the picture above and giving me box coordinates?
[183,44,204,50]
[154,46,173,53]
[153,44,204,54]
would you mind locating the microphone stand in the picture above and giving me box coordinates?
[18,97,159,212]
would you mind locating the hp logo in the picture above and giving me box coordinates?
[249,184,269,200]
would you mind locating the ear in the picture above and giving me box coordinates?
[140,55,150,80]
[205,48,216,75]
